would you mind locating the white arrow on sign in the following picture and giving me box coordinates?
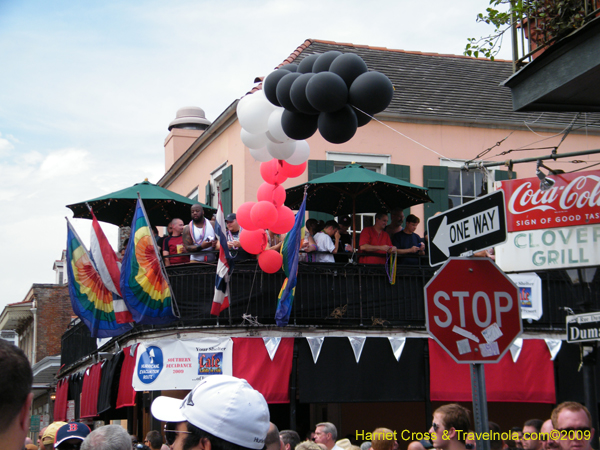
[432,206,501,257]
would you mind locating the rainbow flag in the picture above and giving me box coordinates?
[66,220,132,338]
[120,198,179,324]
[275,192,306,326]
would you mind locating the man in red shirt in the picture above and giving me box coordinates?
[162,218,190,265]
[359,212,397,264]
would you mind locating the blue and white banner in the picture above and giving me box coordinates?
[132,338,233,391]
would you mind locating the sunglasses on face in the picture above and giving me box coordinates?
[432,423,440,431]
[164,423,191,446]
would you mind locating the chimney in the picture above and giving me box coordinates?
[164,106,211,171]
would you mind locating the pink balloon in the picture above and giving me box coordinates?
[280,161,307,178]
[251,201,278,229]
[256,182,286,208]
[270,206,295,234]
[258,250,283,274]
[260,159,288,185]
[239,229,268,255]
[236,202,258,231]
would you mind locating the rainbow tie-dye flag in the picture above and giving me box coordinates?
[66,220,132,338]
[120,198,179,324]
[275,191,306,327]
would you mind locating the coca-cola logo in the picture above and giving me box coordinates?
[506,175,600,214]
[499,171,600,232]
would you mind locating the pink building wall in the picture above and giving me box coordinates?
[163,112,599,236]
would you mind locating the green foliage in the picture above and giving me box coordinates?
[465,0,594,61]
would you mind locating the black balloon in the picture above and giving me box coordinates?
[329,53,369,88]
[280,63,299,72]
[281,110,319,140]
[297,54,320,73]
[306,72,348,113]
[264,70,290,107]
[290,73,319,115]
[349,71,394,115]
[318,105,358,144]
[312,51,343,73]
[354,108,372,127]
[276,72,303,112]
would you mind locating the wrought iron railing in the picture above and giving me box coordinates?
[511,0,600,70]
[60,260,600,368]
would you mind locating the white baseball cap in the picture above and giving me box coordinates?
[151,375,269,450]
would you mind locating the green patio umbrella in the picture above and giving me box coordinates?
[284,163,432,248]
[67,180,216,227]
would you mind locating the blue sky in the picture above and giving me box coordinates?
[0,0,508,311]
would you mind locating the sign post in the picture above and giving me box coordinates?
[427,191,507,267]
[425,257,522,450]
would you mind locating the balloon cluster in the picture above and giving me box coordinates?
[262,51,394,144]
[235,156,306,274]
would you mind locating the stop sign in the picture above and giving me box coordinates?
[425,257,522,363]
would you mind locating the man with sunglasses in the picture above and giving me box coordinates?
[551,402,595,450]
[428,403,471,450]
[151,375,269,450]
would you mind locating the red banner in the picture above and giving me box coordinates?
[497,170,600,232]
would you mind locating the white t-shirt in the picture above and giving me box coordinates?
[190,220,216,262]
[314,231,335,263]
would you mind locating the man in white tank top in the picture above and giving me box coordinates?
[183,204,216,262]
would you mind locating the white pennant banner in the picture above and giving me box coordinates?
[306,337,325,364]
[262,337,282,361]
[510,338,523,362]
[545,339,562,360]
[348,337,367,363]
[388,337,407,361]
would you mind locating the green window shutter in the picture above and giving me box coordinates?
[307,160,335,221]
[205,180,212,207]
[221,166,233,216]
[495,169,517,181]
[386,163,411,220]
[423,165,449,226]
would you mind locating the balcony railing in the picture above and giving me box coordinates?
[511,0,600,70]
[60,258,600,368]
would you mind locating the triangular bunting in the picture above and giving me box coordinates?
[306,337,324,363]
[388,337,407,361]
[545,339,562,360]
[510,338,523,362]
[262,337,282,361]
[348,336,367,363]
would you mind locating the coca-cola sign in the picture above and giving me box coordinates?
[496,170,600,232]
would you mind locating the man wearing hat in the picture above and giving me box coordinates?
[334,216,354,263]
[221,213,252,262]
[54,422,91,450]
[151,375,269,450]
[42,422,68,450]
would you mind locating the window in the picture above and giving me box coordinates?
[448,168,488,209]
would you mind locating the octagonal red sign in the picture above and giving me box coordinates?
[424,257,522,363]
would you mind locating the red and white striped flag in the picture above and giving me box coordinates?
[212,200,233,316]
[90,209,133,324]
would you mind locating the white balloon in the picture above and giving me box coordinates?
[285,140,310,165]
[267,140,296,160]
[265,130,283,144]
[237,92,275,134]
[236,94,254,118]
[267,108,289,143]
[241,129,269,150]
[248,146,273,162]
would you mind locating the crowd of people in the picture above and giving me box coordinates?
[1,343,595,450]
[154,204,435,266]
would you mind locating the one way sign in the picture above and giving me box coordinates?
[427,190,507,266]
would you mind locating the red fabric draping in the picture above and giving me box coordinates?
[53,377,69,421]
[429,338,556,403]
[80,362,102,418]
[116,346,138,409]
[232,337,294,404]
